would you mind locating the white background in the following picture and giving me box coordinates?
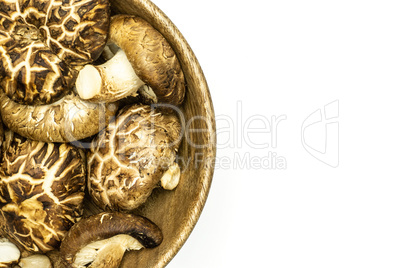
[151,1,402,267]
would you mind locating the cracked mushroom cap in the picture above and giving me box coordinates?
[0,131,86,253]
[87,104,182,212]
[0,0,110,105]
[60,211,163,267]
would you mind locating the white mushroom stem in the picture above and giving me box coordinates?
[76,49,145,102]
[73,234,143,268]
[0,238,21,267]
[160,162,181,190]
[18,255,52,268]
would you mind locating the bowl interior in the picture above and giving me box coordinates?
[47,0,216,267]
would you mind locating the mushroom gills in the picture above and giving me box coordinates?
[73,234,143,268]
[102,43,120,61]
[137,84,158,104]
[76,49,144,102]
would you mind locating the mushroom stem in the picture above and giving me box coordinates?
[18,255,52,268]
[0,238,21,267]
[76,49,144,102]
[106,15,186,106]
[160,162,181,190]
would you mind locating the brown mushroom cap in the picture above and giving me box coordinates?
[60,211,163,266]
[87,104,182,211]
[0,131,86,253]
[108,14,186,106]
[0,91,118,143]
[0,0,110,105]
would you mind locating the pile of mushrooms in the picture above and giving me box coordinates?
[0,0,185,266]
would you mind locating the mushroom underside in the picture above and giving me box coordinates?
[73,234,143,268]
[108,15,186,106]
[76,48,145,102]
[60,212,163,265]
[75,14,186,105]
[0,91,118,143]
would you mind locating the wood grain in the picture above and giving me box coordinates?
[47,0,216,267]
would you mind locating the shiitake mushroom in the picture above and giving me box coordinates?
[0,131,86,253]
[60,212,163,268]
[76,14,186,106]
[87,104,182,212]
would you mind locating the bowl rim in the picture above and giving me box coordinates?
[110,0,217,267]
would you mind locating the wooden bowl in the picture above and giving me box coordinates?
[48,0,216,267]
[114,1,216,266]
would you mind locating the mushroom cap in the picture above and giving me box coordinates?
[0,90,118,143]
[59,211,163,266]
[0,0,110,105]
[0,131,86,253]
[87,104,182,211]
[108,14,186,106]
